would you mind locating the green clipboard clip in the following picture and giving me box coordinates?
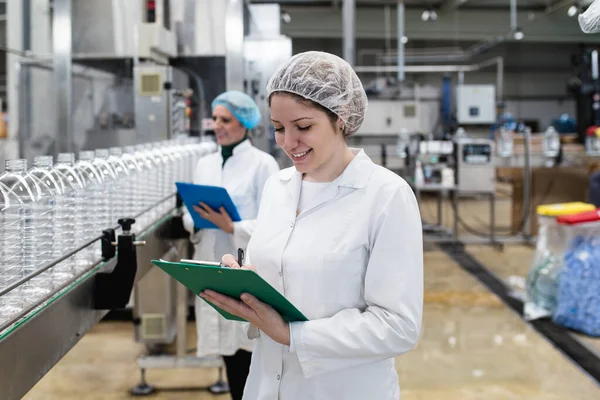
[151,259,308,323]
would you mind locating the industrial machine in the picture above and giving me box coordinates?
[1,0,293,398]
[455,138,496,194]
[455,84,497,125]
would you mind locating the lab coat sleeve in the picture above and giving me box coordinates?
[231,157,280,250]
[289,185,424,378]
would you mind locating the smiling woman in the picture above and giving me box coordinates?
[203,51,424,400]
[181,90,280,400]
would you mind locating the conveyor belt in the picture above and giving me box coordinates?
[0,202,185,400]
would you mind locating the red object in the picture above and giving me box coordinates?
[586,126,598,137]
[147,0,156,10]
[557,210,600,225]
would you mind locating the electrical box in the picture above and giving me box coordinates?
[456,85,496,124]
[356,100,422,135]
[455,138,496,193]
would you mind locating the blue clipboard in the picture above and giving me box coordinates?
[176,182,242,229]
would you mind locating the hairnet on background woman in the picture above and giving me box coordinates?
[199,51,423,400]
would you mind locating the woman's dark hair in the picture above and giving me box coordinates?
[268,91,343,134]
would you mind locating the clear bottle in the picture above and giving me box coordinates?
[54,153,87,274]
[122,146,145,229]
[395,128,410,159]
[497,126,514,158]
[107,147,131,223]
[30,155,78,285]
[0,159,55,302]
[133,145,158,230]
[543,126,560,158]
[93,149,118,228]
[135,144,162,225]
[0,182,24,318]
[75,151,104,264]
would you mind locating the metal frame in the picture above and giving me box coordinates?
[53,0,73,155]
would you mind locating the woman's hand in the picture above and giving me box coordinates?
[193,202,234,234]
[198,254,291,346]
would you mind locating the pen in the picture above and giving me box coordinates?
[219,248,244,269]
[238,248,244,267]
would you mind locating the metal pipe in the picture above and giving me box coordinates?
[592,50,599,80]
[510,0,517,31]
[52,0,73,155]
[355,56,505,99]
[397,0,405,82]
[342,0,355,66]
[496,56,504,100]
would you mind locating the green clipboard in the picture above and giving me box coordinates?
[151,259,308,323]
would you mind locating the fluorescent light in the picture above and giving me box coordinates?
[568,5,578,17]
[401,36,408,44]
[281,11,291,24]
[421,10,430,21]
[513,28,524,40]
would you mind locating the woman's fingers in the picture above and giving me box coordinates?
[201,290,253,319]
[222,253,240,268]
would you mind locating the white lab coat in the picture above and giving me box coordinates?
[182,139,280,358]
[242,148,423,400]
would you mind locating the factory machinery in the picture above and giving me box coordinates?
[0,1,292,398]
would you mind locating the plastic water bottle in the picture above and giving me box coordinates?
[543,126,560,158]
[75,151,104,264]
[136,144,162,223]
[122,146,145,230]
[54,153,86,274]
[0,182,24,318]
[0,159,55,301]
[498,126,514,158]
[107,147,131,222]
[30,155,78,285]
[395,129,410,159]
[93,149,118,228]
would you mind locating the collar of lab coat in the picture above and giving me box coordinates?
[278,148,374,189]
[217,139,253,163]
[231,138,253,155]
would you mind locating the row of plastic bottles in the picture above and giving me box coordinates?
[0,137,216,324]
[497,126,560,159]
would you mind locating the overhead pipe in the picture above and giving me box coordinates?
[354,56,504,101]
[397,0,405,82]
[342,0,355,66]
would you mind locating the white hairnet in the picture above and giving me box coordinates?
[579,0,600,33]
[266,51,368,136]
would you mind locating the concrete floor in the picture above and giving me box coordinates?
[21,195,600,399]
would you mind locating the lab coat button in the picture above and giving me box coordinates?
[290,222,294,228]
[279,272,283,277]
[277,375,281,380]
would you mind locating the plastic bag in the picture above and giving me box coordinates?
[524,216,566,320]
[579,0,600,34]
[553,236,600,336]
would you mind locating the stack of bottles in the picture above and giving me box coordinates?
[524,202,595,321]
[0,137,216,326]
[553,210,600,336]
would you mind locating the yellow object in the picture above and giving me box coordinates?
[595,128,600,138]
[537,202,596,217]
